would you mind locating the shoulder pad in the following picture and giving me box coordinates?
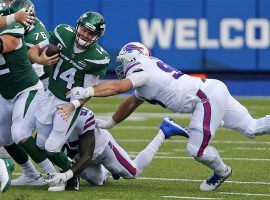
[54,24,75,36]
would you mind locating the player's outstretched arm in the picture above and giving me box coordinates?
[96,94,144,129]
[67,78,134,100]
[112,94,144,124]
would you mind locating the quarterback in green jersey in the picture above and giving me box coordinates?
[28,11,109,191]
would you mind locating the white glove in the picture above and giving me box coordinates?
[45,170,73,186]
[95,118,117,129]
[67,86,94,100]
[32,63,44,77]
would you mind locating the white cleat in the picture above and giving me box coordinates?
[11,173,45,186]
[200,166,232,191]
[0,159,10,192]
[48,183,65,192]
[47,174,65,192]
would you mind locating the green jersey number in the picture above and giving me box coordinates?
[0,54,9,75]
[34,32,47,41]
[53,58,77,89]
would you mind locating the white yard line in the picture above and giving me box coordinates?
[161,196,222,200]
[137,177,270,185]
[220,192,270,197]
[12,173,270,185]
[118,139,270,145]
[127,155,270,162]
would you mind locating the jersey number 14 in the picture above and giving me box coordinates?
[53,58,77,89]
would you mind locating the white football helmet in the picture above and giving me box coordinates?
[115,42,151,79]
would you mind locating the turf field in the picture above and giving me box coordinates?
[2,97,270,200]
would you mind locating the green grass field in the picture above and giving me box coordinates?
[2,97,270,200]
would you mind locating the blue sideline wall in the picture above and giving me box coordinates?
[32,0,270,96]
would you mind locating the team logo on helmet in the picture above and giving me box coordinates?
[124,44,145,54]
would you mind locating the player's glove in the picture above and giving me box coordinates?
[32,63,44,77]
[45,170,73,186]
[95,118,117,129]
[66,86,94,100]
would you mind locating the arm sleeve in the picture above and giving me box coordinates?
[127,70,151,88]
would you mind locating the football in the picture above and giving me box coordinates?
[40,44,60,57]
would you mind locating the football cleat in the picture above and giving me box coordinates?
[0,158,14,192]
[160,117,190,139]
[200,166,232,191]
[11,173,45,186]
[47,173,65,192]
[65,175,80,191]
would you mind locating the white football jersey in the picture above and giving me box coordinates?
[125,57,202,113]
[67,108,109,159]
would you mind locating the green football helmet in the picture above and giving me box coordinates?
[9,0,35,15]
[75,11,106,48]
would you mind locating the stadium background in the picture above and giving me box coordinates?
[31,0,270,96]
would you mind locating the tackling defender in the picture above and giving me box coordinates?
[66,42,270,191]
[47,107,189,187]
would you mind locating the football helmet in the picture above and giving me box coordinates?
[9,0,35,15]
[75,11,105,48]
[115,42,151,79]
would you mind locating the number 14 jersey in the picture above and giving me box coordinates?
[48,24,109,101]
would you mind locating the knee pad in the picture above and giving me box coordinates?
[45,132,65,152]
[11,124,22,144]
[196,146,219,163]
[242,119,256,138]
[186,143,199,157]
[36,134,46,150]
[186,143,219,163]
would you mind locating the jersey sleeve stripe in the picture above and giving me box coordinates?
[54,27,67,48]
[0,27,24,35]
[84,58,110,64]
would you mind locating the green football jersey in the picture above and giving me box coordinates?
[48,24,109,101]
[24,19,53,80]
[0,23,39,99]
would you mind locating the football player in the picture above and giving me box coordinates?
[28,11,109,191]
[66,42,270,191]
[3,0,55,187]
[46,107,189,188]
[0,2,60,192]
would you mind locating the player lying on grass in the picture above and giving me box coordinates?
[46,107,189,188]
[64,42,270,191]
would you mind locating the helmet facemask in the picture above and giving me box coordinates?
[75,24,101,48]
[75,12,105,49]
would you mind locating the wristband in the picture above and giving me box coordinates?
[65,169,74,181]
[109,117,117,126]
[71,100,81,109]
[85,86,94,98]
[6,14,15,26]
